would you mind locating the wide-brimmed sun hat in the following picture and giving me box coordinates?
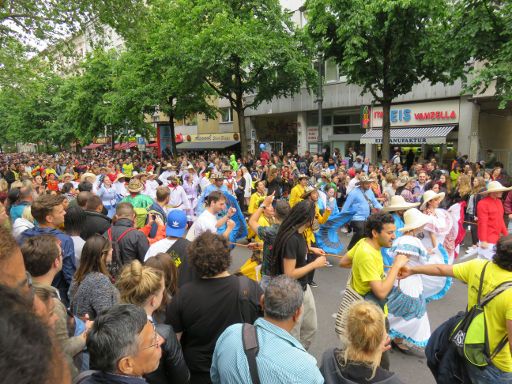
[165,163,177,170]
[127,178,144,193]
[356,175,375,185]
[301,185,318,199]
[80,172,97,183]
[480,181,512,195]
[382,195,420,212]
[297,173,308,180]
[210,172,225,180]
[420,190,445,210]
[399,208,431,232]
[114,173,126,183]
[397,176,417,187]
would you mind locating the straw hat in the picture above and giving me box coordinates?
[147,171,158,179]
[297,173,308,180]
[114,173,126,183]
[187,164,195,171]
[480,181,512,195]
[127,178,144,193]
[301,185,318,199]
[165,163,177,170]
[80,172,97,183]
[356,175,375,185]
[399,208,431,232]
[420,190,445,210]
[222,165,232,173]
[61,173,74,180]
[382,195,420,212]
[210,172,225,180]
[397,176,417,187]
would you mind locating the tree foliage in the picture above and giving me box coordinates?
[168,0,318,157]
[306,0,461,159]
[449,0,512,107]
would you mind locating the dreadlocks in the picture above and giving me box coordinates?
[269,200,316,276]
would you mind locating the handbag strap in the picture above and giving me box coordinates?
[242,323,260,384]
[476,262,490,305]
[361,189,375,210]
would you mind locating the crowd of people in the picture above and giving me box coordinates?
[0,145,512,384]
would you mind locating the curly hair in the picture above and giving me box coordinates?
[365,213,395,238]
[188,232,231,277]
[493,235,512,272]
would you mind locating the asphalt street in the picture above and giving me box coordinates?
[229,232,471,384]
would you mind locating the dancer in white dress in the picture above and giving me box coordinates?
[387,208,432,351]
[419,190,453,302]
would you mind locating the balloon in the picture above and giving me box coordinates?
[259,143,265,150]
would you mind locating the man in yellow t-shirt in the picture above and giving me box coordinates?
[339,213,409,370]
[400,235,512,380]
[289,174,309,207]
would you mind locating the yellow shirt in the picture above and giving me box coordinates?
[122,163,134,177]
[248,192,266,214]
[304,204,330,246]
[348,238,386,295]
[248,214,271,241]
[289,184,305,208]
[453,259,512,372]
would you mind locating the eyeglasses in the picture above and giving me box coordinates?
[142,321,162,350]
[17,271,35,301]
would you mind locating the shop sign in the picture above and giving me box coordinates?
[360,105,371,129]
[371,100,459,128]
[93,136,111,144]
[190,133,240,142]
[307,127,318,142]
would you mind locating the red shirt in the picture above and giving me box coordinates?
[477,196,508,243]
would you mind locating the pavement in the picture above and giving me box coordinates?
[229,232,472,384]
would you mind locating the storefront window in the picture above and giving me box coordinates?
[332,112,362,134]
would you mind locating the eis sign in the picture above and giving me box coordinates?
[371,100,460,128]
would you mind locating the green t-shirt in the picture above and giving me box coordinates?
[347,238,386,296]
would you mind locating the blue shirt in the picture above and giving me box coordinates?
[211,318,324,384]
[340,187,383,221]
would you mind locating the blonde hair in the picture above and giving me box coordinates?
[457,174,472,197]
[338,301,386,379]
[0,179,8,193]
[116,260,164,306]
[22,206,34,223]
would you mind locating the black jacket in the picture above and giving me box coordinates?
[320,348,404,384]
[80,371,147,384]
[103,218,149,264]
[144,324,190,384]
[81,211,112,240]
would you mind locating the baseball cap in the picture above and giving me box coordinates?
[166,210,187,237]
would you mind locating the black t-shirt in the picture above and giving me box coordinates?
[280,231,308,289]
[167,275,262,374]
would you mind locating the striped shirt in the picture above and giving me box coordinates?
[211,318,324,384]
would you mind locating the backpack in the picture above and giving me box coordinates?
[133,207,148,228]
[450,262,512,367]
[107,227,136,279]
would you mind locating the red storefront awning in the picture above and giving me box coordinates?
[83,143,104,150]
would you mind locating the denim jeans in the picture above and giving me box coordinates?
[466,361,512,384]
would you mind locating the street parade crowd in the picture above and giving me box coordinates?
[1,146,512,384]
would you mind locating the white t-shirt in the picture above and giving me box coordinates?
[186,210,217,241]
[144,238,177,261]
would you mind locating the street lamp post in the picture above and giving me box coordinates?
[316,53,324,154]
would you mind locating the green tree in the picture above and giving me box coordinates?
[307,0,461,160]
[168,0,317,157]
[112,15,216,155]
[448,0,512,107]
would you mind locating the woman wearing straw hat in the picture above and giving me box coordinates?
[386,208,432,353]
[418,190,454,302]
[381,196,420,268]
[476,181,512,260]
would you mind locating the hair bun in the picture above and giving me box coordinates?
[130,260,143,282]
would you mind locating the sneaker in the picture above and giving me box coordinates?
[309,281,318,288]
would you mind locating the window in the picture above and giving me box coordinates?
[332,112,362,135]
[325,58,338,83]
[220,107,233,123]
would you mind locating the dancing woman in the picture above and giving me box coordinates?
[387,208,432,352]
[419,190,453,301]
